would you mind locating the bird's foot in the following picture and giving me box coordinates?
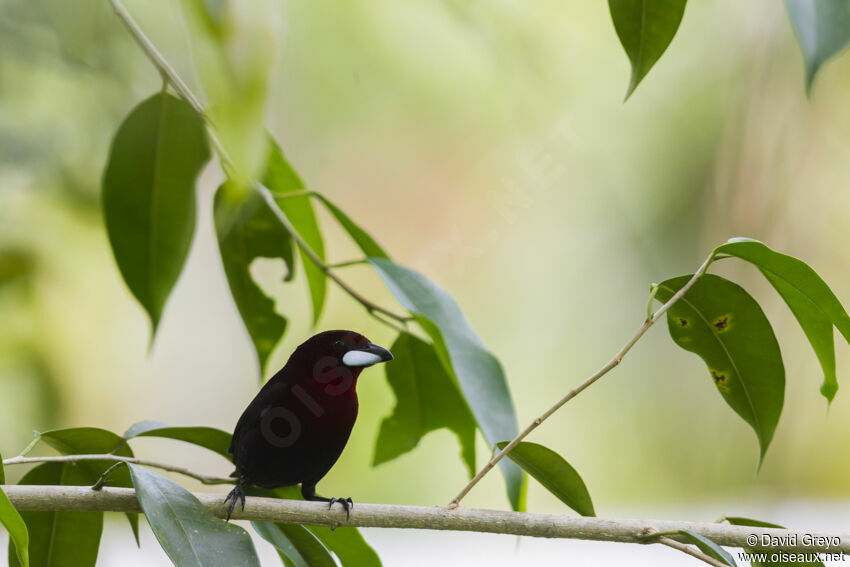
[223,483,246,522]
[328,497,354,520]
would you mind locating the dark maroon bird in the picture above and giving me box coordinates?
[225,330,393,520]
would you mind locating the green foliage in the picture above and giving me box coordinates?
[724,517,824,566]
[214,182,295,375]
[608,0,687,98]
[0,250,33,287]
[0,486,29,567]
[647,530,738,566]
[374,333,477,477]
[9,463,102,567]
[315,195,389,259]
[656,274,785,466]
[123,421,233,461]
[127,464,260,567]
[102,91,211,334]
[716,239,850,402]
[252,522,336,567]
[496,441,595,517]
[785,0,850,92]
[370,258,525,510]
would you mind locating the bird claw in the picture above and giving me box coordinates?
[224,484,246,522]
[328,497,353,520]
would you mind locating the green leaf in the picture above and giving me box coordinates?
[264,139,327,325]
[655,274,785,466]
[648,530,738,566]
[314,195,388,259]
[374,333,476,477]
[715,238,850,402]
[724,517,824,566]
[495,441,594,517]
[127,464,260,567]
[214,182,295,375]
[9,463,102,567]
[36,427,139,544]
[785,0,850,92]
[252,522,336,567]
[0,250,33,286]
[369,259,525,510]
[0,486,29,567]
[608,0,688,99]
[102,92,211,333]
[124,421,233,461]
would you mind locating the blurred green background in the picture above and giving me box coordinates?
[2,0,850,549]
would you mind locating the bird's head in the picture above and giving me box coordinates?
[294,330,393,370]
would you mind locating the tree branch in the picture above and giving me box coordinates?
[1,485,846,554]
[450,252,716,507]
[2,455,234,486]
[107,0,411,326]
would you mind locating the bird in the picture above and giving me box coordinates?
[224,330,393,521]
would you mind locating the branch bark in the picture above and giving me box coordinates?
[2,485,846,554]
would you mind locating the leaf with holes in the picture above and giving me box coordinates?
[655,274,785,467]
[124,421,233,461]
[0,486,28,567]
[9,463,102,567]
[785,0,850,92]
[264,139,327,325]
[496,442,594,517]
[128,464,260,567]
[723,517,824,566]
[215,182,295,376]
[102,92,210,334]
[370,258,525,510]
[716,238,850,402]
[608,0,688,98]
[374,333,476,477]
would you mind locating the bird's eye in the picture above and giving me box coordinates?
[333,340,346,353]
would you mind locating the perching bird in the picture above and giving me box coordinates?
[225,330,393,520]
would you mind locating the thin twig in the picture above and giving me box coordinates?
[656,536,729,567]
[449,252,716,507]
[2,485,847,554]
[91,462,125,491]
[3,454,234,486]
[108,0,410,324]
[326,259,369,269]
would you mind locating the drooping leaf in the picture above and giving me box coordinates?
[9,463,103,567]
[215,182,295,376]
[102,92,211,333]
[369,259,525,510]
[0,486,29,567]
[314,195,388,259]
[648,530,738,566]
[37,428,138,544]
[495,441,594,517]
[724,517,824,566]
[608,0,688,98]
[716,238,850,402]
[252,522,336,567]
[127,464,260,567]
[374,333,476,477]
[785,0,850,92]
[264,139,327,325]
[124,420,233,461]
[655,274,785,466]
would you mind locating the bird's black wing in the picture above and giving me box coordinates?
[228,379,290,458]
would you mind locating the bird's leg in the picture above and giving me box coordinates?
[301,483,354,521]
[223,481,246,522]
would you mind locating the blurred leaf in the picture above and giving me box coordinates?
[724,517,823,566]
[127,464,260,567]
[252,522,335,567]
[124,420,233,461]
[374,333,476,477]
[655,274,785,467]
[102,92,211,333]
[0,450,4,485]
[9,463,102,567]
[215,182,295,376]
[264,139,327,325]
[608,0,687,98]
[649,530,737,566]
[0,486,29,567]
[716,239,850,402]
[0,250,33,286]
[495,441,594,517]
[785,0,850,92]
[370,259,525,510]
[189,0,228,37]
[314,195,388,259]
[37,427,139,544]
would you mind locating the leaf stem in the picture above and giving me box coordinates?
[655,536,729,567]
[449,252,716,508]
[107,0,410,324]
